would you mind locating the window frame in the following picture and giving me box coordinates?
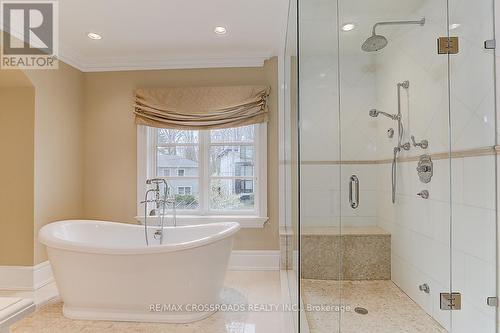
[137,124,268,227]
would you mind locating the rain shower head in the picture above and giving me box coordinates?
[362,35,388,52]
[362,18,425,52]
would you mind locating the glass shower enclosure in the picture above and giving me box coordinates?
[283,0,497,332]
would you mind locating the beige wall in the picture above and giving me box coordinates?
[83,58,279,250]
[0,86,35,266]
[0,57,279,267]
[24,62,85,264]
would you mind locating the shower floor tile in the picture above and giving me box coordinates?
[302,279,447,333]
[10,271,285,333]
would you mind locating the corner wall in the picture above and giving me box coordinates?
[0,86,35,266]
[82,58,280,250]
[24,62,85,265]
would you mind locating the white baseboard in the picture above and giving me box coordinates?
[0,261,53,291]
[0,251,279,290]
[33,261,54,290]
[228,250,281,271]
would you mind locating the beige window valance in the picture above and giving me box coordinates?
[134,85,270,130]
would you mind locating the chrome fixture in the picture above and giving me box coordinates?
[487,297,498,307]
[417,190,429,199]
[419,283,430,294]
[417,155,433,183]
[141,178,177,246]
[362,18,425,52]
[411,135,428,149]
[387,128,394,138]
[484,39,496,50]
[369,108,399,120]
[369,80,410,203]
[349,175,359,209]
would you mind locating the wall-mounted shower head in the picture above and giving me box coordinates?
[362,35,388,52]
[362,18,425,52]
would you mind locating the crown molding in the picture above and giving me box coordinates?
[2,29,273,72]
[58,46,271,72]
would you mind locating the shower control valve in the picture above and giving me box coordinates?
[417,155,433,183]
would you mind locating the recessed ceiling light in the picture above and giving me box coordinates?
[214,26,227,35]
[87,32,102,40]
[341,23,355,32]
[449,23,461,30]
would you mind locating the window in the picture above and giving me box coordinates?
[139,124,267,220]
[177,186,192,195]
[158,168,170,177]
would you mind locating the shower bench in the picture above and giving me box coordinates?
[301,226,391,280]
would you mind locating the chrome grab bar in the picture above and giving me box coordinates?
[349,175,359,209]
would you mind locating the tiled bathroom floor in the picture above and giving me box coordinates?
[301,279,447,333]
[10,271,286,333]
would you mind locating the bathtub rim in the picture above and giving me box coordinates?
[39,219,240,255]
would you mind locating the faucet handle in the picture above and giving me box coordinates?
[417,190,429,199]
[411,135,429,149]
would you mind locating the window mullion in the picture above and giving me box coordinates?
[200,130,210,215]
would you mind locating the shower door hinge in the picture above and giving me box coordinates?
[487,297,498,307]
[440,292,461,310]
[484,39,496,49]
[437,37,459,54]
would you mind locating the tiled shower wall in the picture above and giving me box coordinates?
[372,1,496,331]
[376,156,496,332]
[301,164,377,228]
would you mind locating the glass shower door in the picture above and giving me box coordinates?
[297,0,342,331]
[448,0,497,332]
[336,1,453,332]
[297,0,497,332]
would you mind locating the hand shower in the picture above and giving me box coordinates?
[368,80,410,203]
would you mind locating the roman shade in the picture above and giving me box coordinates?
[134,86,270,130]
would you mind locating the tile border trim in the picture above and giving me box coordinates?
[300,145,497,165]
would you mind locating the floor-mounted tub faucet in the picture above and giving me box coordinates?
[141,178,177,245]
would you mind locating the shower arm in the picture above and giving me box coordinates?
[378,110,400,121]
[372,18,425,36]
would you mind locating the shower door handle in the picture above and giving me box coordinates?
[349,175,359,209]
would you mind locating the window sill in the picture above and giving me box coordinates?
[134,215,268,228]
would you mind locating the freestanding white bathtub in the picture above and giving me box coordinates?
[39,220,240,323]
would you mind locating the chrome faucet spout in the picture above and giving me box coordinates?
[141,178,177,246]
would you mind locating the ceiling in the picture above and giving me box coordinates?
[54,0,289,71]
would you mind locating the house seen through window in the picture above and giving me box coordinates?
[154,124,260,214]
